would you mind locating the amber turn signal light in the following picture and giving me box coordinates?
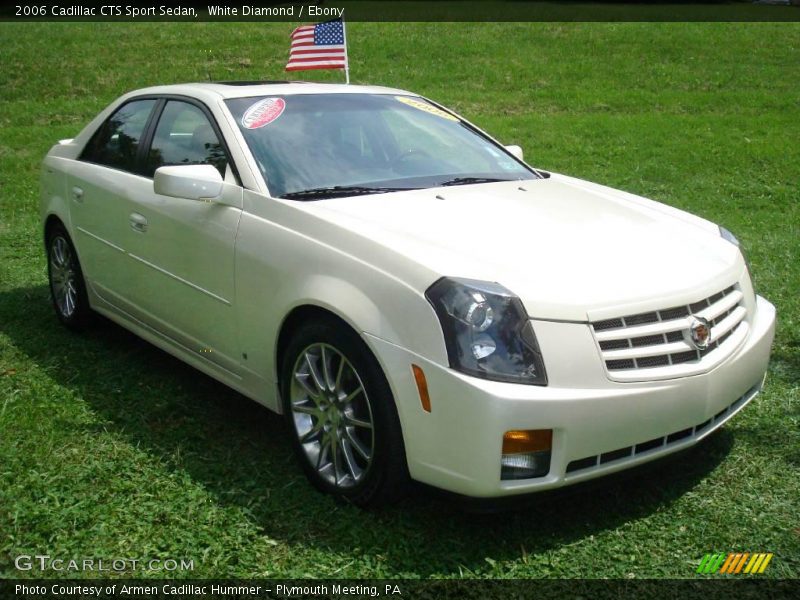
[501,429,552,480]
[502,429,553,454]
[411,364,431,413]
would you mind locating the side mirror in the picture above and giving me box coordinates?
[505,145,524,161]
[153,165,223,201]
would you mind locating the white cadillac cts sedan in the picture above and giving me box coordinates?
[41,82,776,506]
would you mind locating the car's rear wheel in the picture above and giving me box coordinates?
[281,318,408,507]
[46,223,92,330]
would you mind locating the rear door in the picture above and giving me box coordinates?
[67,98,158,303]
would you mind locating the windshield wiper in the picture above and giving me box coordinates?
[281,185,417,200]
[439,177,514,187]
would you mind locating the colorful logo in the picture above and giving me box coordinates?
[697,552,773,574]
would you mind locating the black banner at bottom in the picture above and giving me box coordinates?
[2,579,799,600]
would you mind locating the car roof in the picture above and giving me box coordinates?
[123,81,416,103]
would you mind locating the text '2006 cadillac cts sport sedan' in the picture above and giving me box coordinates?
[40,82,776,506]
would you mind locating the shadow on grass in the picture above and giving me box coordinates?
[0,284,741,575]
[770,337,800,384]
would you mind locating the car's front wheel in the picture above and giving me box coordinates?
[280,318,408,507]
[46,223,92,330]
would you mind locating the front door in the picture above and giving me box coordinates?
[122,99,244,375]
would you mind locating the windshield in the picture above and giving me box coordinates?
[225,93,538,199]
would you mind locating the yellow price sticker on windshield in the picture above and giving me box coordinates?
[395,96,459,122]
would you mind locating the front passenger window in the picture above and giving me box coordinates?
[145,101,228,178]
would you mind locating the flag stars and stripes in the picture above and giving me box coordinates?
[314,21,344,45]
[286,18,349,74]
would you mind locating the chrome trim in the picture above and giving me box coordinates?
[127,253,231,306]
[76,226,125,252]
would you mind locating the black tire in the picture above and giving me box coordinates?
[280,317,409,507]
[46,222,92,331]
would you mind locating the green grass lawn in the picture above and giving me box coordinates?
[0,22,798,579]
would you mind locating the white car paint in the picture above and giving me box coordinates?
[41,82,776,498]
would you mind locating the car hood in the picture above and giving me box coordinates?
[299,173,742,321]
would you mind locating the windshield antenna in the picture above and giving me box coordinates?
[204,49,213,82]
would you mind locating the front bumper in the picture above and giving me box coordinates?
[367,295,776,498]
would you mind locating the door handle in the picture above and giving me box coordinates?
[129,212,148,233]
[71,186,84,202]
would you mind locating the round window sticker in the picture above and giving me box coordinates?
[242,98,286,129]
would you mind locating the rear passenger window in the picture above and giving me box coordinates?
[144,101,228,177]
[80,99,156,173]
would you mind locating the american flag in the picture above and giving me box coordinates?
[285,18,348,72]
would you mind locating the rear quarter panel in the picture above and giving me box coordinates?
[40,153,76,236]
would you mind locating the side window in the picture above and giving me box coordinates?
[80,99,157,173]
[144,101,228,177]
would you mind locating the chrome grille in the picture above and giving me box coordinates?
[592,285,746,373]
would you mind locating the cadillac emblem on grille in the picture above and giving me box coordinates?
[689,317,711,349]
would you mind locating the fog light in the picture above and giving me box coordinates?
[501,429,552,480]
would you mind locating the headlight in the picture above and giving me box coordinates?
[719,225,740,248]
[719,225,751,273]
[425,277,547,385]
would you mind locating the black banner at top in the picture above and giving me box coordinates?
[2,1,800,22]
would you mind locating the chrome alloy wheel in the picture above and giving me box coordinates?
[49,235,78,319]
[289,343,375,488]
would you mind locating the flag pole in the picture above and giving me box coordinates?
[342,18,350,84]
